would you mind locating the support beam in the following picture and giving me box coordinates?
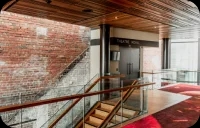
[162,38,171,69]
[197,38,200,85]
[0,0,14,11]
[100,24,110,100]
[100,24,110,76]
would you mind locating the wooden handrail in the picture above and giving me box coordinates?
[0,81,154,128]
[0,83,153,113]
[48,74,125,128]
[0,74,124,113]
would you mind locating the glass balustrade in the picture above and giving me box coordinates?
[142,69,200,90]
[0,74,152,128]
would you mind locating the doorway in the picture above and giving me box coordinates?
[119,46,140,80]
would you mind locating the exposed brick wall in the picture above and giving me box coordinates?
[0,11,90,102]
[143,40,162,71]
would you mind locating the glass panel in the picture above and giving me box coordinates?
[39,74,99,127]
[0,74,144,128]
[171,42,198,70]
[55,107,73,128]
[0,110,21,127]
[0,94,21,127]
[71,98,84,128]
[122,85,141,122]
[142,69,200,88]
[99,89,122,128]
[177,70,197,83]
[142,86,148,113]
[106,78,149,127]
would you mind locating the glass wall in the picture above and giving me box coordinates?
[171,41,198,70]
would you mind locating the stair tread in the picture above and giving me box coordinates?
[89,116,103,122]
[85,123,96,128]
[101,101,141,111]
[98,102,140,118]
[92,113,119,125]
[97,107,112,113]
[116,111,132,118]
[92,114,106,120]
[119,108,140,116]
[111,114,129,123]
[116,110,139,118]
[94,109,109,118]
[106,122,115,127]
[100,102,115,108]
[110,118,121,124]
[86,120,100,127]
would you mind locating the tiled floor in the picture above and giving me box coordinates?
[114,88,191,128]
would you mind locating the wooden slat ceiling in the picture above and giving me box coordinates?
[3,0,200,39]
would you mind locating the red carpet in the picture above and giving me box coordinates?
[123,84,200,128]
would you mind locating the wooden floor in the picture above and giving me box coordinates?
[114,87,191,128]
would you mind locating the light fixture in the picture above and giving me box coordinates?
[115,16,118,19]
[46,0,52,4]
[82,9,93,13]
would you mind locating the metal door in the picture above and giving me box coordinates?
[119,46,140,79]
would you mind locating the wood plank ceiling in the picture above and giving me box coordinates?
[3,0,200,39]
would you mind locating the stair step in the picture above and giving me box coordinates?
[97,107,112,113]
[86,120,100,127]
[102,101,141,111]
[118,108,139,117]
[116,110,135,118]
[117,111,131,118]
[94,109,109,117]
[85,123,96,128]
[87,116,103,126]
[100,103,114,110]
[93,110,128,124]
[111,114,128,123]
[98,103,139,119]
[92,112,119,126]
[106,122,115,128]
[92,114,106,120]
[101,101,119,106]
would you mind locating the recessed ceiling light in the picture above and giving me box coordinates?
[154,26,157,28]
[46,0,52,4]
[82,9,93,13]
[115,16,118,19]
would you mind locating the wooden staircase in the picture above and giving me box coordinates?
[75,80,140,128]
[76,102,140,128]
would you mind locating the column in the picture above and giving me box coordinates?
[100,24,110,76]
[162,38,171,69]
[100,24,110,100]
[197,38,200,84]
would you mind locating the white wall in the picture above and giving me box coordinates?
[111,27,159,41]
[90,46,100,79]
[91,29,100,39]
[90,28,159,78]
[90,29,100,79]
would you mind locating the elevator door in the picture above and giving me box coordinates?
[119,47,140,79]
